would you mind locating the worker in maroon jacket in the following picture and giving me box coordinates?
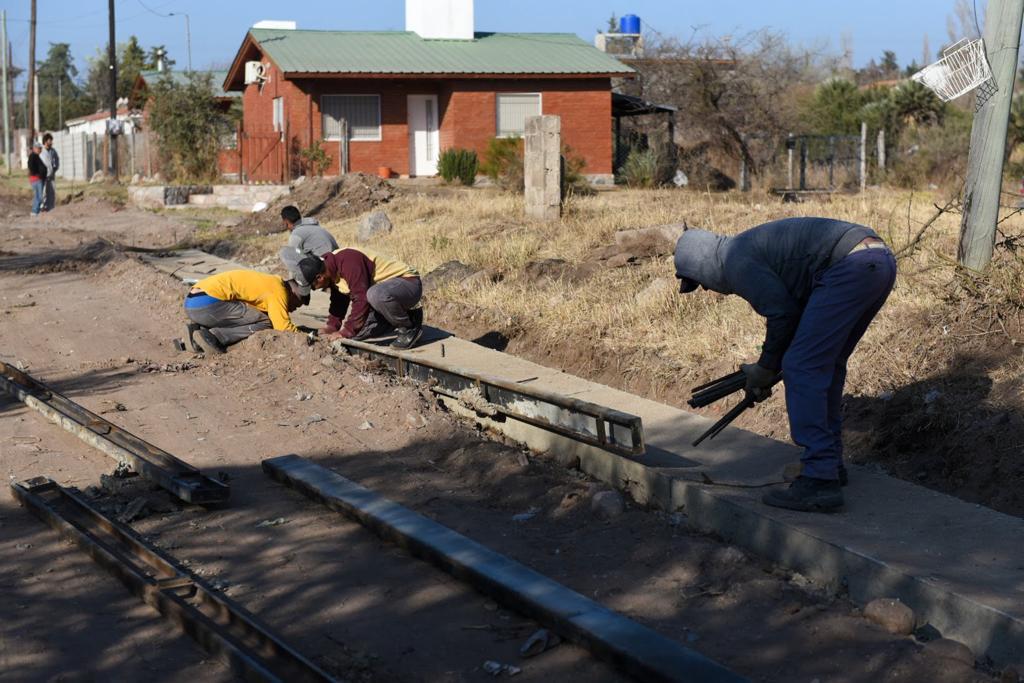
[298,246,424,349]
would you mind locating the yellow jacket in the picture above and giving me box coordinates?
[195,270,298,332]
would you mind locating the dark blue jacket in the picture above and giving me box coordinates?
[674,217,878,369]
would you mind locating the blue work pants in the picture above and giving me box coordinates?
[781,248,897,480]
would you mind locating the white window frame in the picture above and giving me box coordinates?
[495,92,543,138]
[272,97,284,133]
[321,94,382,142]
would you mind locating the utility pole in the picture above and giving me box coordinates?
[27,0,35,141]
[107,0,118,180]
[170,12,192,72]
[958,0,1024,271]
[1,9,10,174]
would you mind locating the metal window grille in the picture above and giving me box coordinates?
[322,95,381,141]
[496,93,541,137]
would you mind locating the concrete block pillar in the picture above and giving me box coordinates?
[524,115,562,221]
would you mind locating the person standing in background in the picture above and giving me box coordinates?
[40,133,60,211]
[27,141,47,217]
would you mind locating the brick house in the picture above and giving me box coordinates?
[222,3,633,182]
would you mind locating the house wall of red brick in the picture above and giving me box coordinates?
[239,46,613,177]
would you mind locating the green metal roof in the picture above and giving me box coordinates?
[248,29,635,76]
[138,70,239,98]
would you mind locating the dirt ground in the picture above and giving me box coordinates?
[0,190,1000,682]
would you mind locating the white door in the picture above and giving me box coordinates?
[408,94,439,176]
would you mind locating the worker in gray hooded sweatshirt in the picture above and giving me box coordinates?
[674,217,896,512]
[279,205,338,297]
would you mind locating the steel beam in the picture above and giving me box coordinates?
[10,477,334,683]
[335,339,645,457]
[263,454,745,683]
[0,361,228,504]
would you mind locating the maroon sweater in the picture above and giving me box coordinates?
[322,249,376,337]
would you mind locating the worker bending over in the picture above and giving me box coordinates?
[184,269,309,353]
[674,217,896,513]
[279,205,338,296]
[298,246,423,349]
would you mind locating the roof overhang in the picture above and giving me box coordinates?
[612,92,676,117]
[283,71,629,80]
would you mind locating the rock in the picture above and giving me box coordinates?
[923,638,974,666]
[459,269,496,292]
[634,277,677,307]
[90,170,106,183]
[605,252,637,268]
[357,210,393,242]
[523,258,573,281]
[319,355,336,369]
[358,421,373,430]
[612,223,686,257]
[130,173,141,185]
[405,413,428,429]
[423,260,477,293]
[864,598,916,635]
[591,490,625,520]
[704,546,747,570]
[100,473,152,497]
[118,497,149,523]
[217,215,244,228]
[306,414,326,424]
[251,201,269,213]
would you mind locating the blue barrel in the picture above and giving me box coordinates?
[620,14,641,35]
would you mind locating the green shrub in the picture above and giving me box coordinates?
[619,147,665,188]
[481,137,524,192]
[561,144,594,198]
[438,148,479,185]
[298,140,332,177]
[147,72,227,182]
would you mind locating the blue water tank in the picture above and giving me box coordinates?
[620,14,641,35]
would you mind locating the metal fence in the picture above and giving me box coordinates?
[44,130,159,182]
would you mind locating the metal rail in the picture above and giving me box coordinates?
[335,339,646,457]
[264,455,745,683]
[10,477,335,683]
[0,361,228,504]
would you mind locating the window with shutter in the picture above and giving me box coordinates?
[496,93,541,137]
[321,95,382,141]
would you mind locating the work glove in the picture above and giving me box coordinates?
[740,363,778,403]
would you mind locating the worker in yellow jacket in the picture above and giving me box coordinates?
[183,269,308,353]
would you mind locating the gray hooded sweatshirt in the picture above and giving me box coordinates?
[288,217,338,259]
[674,217,877,370]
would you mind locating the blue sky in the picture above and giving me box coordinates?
[3,0,972,86]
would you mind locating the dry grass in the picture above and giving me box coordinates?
[312,185,1024,401]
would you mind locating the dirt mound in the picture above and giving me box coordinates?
[239,174,395,235]
[0,238,124,275]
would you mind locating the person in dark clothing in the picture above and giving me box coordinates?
[27,141,47,217]
[674,217,897,512]
[298,247,424,350]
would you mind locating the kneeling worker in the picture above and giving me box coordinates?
[674,217,896,513]
[279,205,338,293]
[184,269,309,353]
[298,246,423,349]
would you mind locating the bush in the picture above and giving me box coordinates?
[146,72,229,182]
[561,144,594,198]
[481,137,524,192]
[438,148,479,185]
[619,147,666,188]
[298,140,332,177]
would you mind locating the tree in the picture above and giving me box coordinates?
[636,30,829,177]
[36,42,93,130]
[147,71,227,181]
[84,36,158,108]
[805,78,864,134]
[891,80,945,127]
[880,50,900,77]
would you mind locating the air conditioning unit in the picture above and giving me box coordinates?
[244,61,266,85]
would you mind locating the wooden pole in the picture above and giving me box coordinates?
[107,0,118,181]
[26,0,35,141]
[958,0,1024,270]
[877,129,885,171]
[859,121,867,192]
[1,9,10,175]
[340,119,349,174]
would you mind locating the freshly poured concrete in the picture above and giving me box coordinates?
[146,249,1024,667]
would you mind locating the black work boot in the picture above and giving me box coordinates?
[391,327,423,350]
[763,476,843,513]
[197,328,226,354]
[409,308,424,329]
